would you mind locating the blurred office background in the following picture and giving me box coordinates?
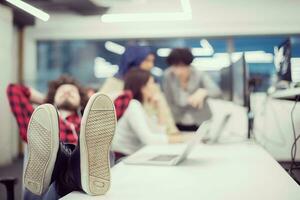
[1,0,300,199]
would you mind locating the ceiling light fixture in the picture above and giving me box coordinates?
[157,39,214,58]
[105,41,125,55]
[151,66,164,77]
[6,0,50,21]
[101,0,192,23]
[192,54,231,71]
[94,57,119,78]
[232,51,273,63]
[156,48,172,57]
[192,39,214,56]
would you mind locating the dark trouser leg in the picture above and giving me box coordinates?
[69,145,82,189]
[55,143,116,196]
[55,144,82,197]
[51,143,73,185]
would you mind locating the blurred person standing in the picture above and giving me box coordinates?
[100,44,179,135]
[163,48,222,131]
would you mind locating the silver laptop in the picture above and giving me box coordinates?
[123,122,210,166]
[123,114,231,166]
[202,113,231,144]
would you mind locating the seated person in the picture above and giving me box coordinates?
[100,44,179,135]
[7,75,89,144]
[7,76,116,199]
[112,68,193,157]
[163,48,222,131]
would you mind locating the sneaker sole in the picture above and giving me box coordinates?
[80,93,116,195]
[24,104,59,195]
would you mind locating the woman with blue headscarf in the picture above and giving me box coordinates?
[117,45,155,77]
[100,44,179,135]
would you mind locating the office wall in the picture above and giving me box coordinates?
[24,0,300,40]
[23,0,300,85]
[0,5,19,166]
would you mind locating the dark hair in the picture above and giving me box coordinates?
[45,75,89,109]
[124,68,151,102]
[166,48,194,66]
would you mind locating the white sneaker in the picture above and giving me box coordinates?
[24,104,59,195]
[80,93,116,195]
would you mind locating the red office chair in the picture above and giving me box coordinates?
[113,90,133,162]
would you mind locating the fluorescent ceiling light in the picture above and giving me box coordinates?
[192,49,212,56]
[105,41,125,55]
[192,54,230,71]
[151,66,163,77]
[193,50,273,71]
[157,39,214,58]
[231,52,243,62]
[157,48,172,57]
[245,51,273,63]
[6,0,50,21]
[101,0,192,23]
[94,57,119,78]
[231,51,273,63]
[192,39,214,56]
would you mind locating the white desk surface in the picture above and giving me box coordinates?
[61,142,300,200]
[270,87,300,99]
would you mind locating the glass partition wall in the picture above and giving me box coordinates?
[35,36,296,95]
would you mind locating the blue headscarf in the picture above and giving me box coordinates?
[117,45,152,78]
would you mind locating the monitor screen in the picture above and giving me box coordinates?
[220,66,232,101]
[232,54,249,107]
[274,39,292,81]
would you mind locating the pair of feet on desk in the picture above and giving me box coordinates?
[24,93,116,196]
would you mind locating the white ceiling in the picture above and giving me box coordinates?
[25,0,300,39]
[96,0,183,13]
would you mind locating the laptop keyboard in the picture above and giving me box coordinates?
[150,155,178,162]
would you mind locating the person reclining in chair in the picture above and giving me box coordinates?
[7,75,116,199]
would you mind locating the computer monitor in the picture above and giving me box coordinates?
[220,66,232,101]
[232,53,250,108]
[274,39,292,82]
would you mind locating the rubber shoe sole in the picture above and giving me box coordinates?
[80,93,116,195]
[24,104,59,195]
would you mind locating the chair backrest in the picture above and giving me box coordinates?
[114,90,133,121]
[112,90,133,163]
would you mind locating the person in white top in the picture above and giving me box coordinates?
[112,69,193,156]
